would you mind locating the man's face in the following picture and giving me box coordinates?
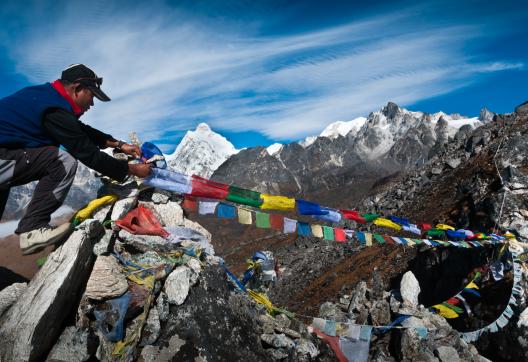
[73,86,94,113]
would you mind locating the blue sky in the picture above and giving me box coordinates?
[0,0,527,152]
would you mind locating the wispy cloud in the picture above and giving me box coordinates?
[0,0,524,143]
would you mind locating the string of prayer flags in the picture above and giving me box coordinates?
[334,228,346,242]
[389,216,410,227]
[296,199,329,215]
[417,223,432,231]
[323,226,335,241]
[356,231,366,245]
[373,218,402,231]
[260,194,295,210]
[432,304,460,319]
[314,208,342,223]
[255,212,271,228]
[283,218,297,233]
[311,224,324,238]
[340,210,367,224]
[402,224,421,235]
[217,203,236,219]
[144,168,192,194]
[436,223,455,231]
[237,208,253,225]
[269,214,284,231]
[373,234,386,244]
[446,230,467,240]
[426,229,445,238]
[297,222,312,236]
[226,186,263,208]
[362,213,379,222]
[190,175,229,199]
[198,201,218,215]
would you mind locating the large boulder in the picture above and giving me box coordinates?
[84,255,128,301]
[0,227,96,362]
[0,282,27,318]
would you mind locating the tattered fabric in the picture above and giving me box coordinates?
[190,175,229,199]
[260,194,295,210]
[144,168,192,194]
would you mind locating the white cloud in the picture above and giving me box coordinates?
[0,0,523,142]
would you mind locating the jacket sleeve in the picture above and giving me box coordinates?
[42,108,129,182]
[78,122,117,148]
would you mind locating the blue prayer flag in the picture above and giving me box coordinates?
[297,222,312,236]
[296,199,329,215]
[217,203,236,218]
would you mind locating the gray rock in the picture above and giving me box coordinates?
[445,158,461,169]
[151,189,171,204]
[181,219,212,241]
[92,204,112,223]
[515,100,528,115]
[118,229,175,253]
[267,348,289,360]
[431,167,443,175]
[85,255,128,301]
[0,228,94,362]
[156,292,170,322]
[319,302,346,322]
[274,326,301,339]
[139,307,161,347]
[370,300,391,325]
[435,346,460,362]
[164,266,191,305]
[139,200,184,227]
[92,230,113,256]
[134,250,166,267]
[103,179,141,199]
[111,197,137,221]
[274,313,291,329]
[295,339,319,358]
[139,334,186,362]
[0,282,27,318]
[348,281,368,313]
[46,326,97,362]
[272,334,295,349]
[400,271,420,308]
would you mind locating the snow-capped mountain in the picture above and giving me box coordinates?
[299,117,368,148]
[166,123,238,178]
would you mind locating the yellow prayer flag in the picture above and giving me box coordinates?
[466,281,479,290]
[373,218,402,231]
[436,223,455,231]
[404,238,415,246]
[365,233,373,246]
[73,194,118,224]
[260,194,296,210]
[432,304,459,319]
[311,224,323,238]
[238,208,253,225]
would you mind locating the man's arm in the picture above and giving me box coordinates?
[78,122,118,148]
[42,109,130,181]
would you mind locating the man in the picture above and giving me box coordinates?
[0,64,151,254]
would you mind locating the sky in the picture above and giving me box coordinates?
[0,0,527,152]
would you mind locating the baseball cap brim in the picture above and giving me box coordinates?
[88,84,111,102]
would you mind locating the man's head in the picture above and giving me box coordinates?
[60,64,110,113]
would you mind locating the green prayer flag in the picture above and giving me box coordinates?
[426,229,445,238]
[442,302,464,314]
[255,212,271,228]
[362,213,379,222]
[412,239,423,244]
[226,185,263,208]
[323,226,334,241]
[373,234,386,244]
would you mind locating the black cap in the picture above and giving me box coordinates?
[60,64,111,102]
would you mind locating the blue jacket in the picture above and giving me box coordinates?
[0,83,74,148]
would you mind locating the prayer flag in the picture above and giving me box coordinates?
[226,186,263,207]
[270,214,284,231]
[255,212,271,228]
[426,229,445,238]
[365,233,373,246]
[403,224,421,235]
[144,168,192,194]
[389,216,409,226]
[334,228,346,242]
[190,175,229,199]
[323,226,335,241]
[362,213,379,222]
[311,224,323,238]
[260,194,295,210]
[391,237,402,245]
[373,234,386,244]
[182,196,197,212]
[417,223,432,231]
[314,208,342,223]
[374,218,402,230]
[436,223,455,231]
[356,231,366,245]
[283,218,297,233]
[238,208,252,225]
[340,210,366,224]
[383,235,394,244]
[296,199,329,215]
[198,201,218,215]
[297,222,311,236]
[217,203,236,218]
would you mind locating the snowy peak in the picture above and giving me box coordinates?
[167,123,238,178]
[319,117,367,139]
[266,143,283,156]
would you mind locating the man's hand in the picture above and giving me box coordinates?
[128,163,152,178]
[120,143,142,158]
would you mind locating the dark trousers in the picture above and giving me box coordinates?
[0,146,77,233]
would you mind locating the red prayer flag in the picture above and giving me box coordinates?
[334,228,346,242]
[190,175,229,199]
[383,234,394,245]
[340,209,366,224]
[269,214,284,231]
[418,223,432,231]
[447,297,460,305]
[183,196,198,211]
[116,205,169,238]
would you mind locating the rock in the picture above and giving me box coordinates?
[518,306,528,327]
[267,348,289,360]
[164,266,191,305]
[0,228,94,362]
[295,339,319,358]
[102,179,141,199]
[85,255,128,301]
[139,200,184,227]
[134,250,166,267]
[515,100,528,115]
[0,282,27,318]
[431,167,443,175]
[75,219,105,239]
[46,326,97,362]
[139,307,161,347]
[400,271,420,308]
[370,300,391,325]
[272,334,295,349]
[139,335,186,362]
[156,292,170,322]
[182,218,212,241]
[151,189,171,204]
[435,346,460,362]
[348,281,368,313]
[445,158,461,169]
[274,313,291,329]
[92,204,112,223]
[92,230,113,255]
[274,326,301,339]
[319,302,347,322]
[111,197,137,221]
[118,229,176,253]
